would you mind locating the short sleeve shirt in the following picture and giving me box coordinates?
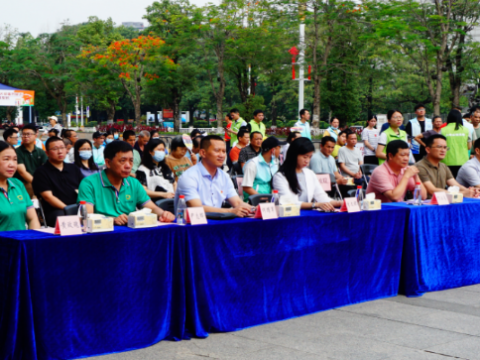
[361,128,380,156]
[337,147,363,174]
[15,145,47,179]
[366,162,416,203]
[456,157,480,187]
[309,151,337,175]
[238,145,261,166]
[77,170,151,218]
[0,178,33,231]
[416,158,453,197]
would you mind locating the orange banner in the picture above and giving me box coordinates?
[0,90,35,106]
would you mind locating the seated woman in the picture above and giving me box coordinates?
[136,139,175,203]
[74,139,99,177]
[273,138,342,211]
[0,142,40,230]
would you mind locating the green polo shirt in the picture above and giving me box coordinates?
[249,120,266,138]
[15,145,47,179]
[0,178,33,231]
[77,170,151,218]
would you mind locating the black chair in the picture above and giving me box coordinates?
[64,204,80,216]
[155,199,175,213]
[360,164,378,186]
[32,199,47,228]
[317,172,343,200]
[347,189,365,198]
[249,194,273,206]
[231,162,243,176]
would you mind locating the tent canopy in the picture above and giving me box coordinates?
[0,84,22,91]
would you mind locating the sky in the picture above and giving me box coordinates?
[2,0,214,37]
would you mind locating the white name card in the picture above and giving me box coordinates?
[316,174,331,192]
[186,207,208,225]
[340,197,361,213]
[54,215,83,236]
[431,192,449,205]
[254,202,279,220]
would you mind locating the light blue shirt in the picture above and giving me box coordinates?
[93,145,105,166]
[309,151,337,175]
[294,120,311,140]
[174,160,238,212]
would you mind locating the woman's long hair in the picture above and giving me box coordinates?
[366,115,378,128]
[141,139,173,177]
[74,139,98,171]
[279,138,315,194]
[446,109,463,131]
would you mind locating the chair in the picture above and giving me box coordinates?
[316,172,343,200]
[234,176,244,197]
[360,164,378,186]
[347,189,365,198]
[249,194,273,206]
[32,198,47,228]
[155,199,175,213]
[64,204,79,216]
[232,162,243,176]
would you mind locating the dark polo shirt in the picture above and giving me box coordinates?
[15,144,47,181]
[32,161,84,214]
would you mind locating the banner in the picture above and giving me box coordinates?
[0,90,35,106]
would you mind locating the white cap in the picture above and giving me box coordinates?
[48,116,58,122]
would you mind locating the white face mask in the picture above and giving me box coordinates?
[79,150,92,160]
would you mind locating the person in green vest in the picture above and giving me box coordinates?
[0,142,40,231]
[226,108,247,147]
[248,109,266,138]
[376,110,409,165]
[441,109,472,178]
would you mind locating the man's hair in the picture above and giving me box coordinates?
[171,136,186,151]
[104,140,133,161]
[45,136,64,151]
[3,128,17,141]
[414,103,425,111]
[346,132,357,140]
[425,134,447,148]
[250,131,262,140]
[200,135,224,150]
[22,123,37,133]
[321,136,336,146]
[63,138,72,146]
[463,113,471,119]
[299,109,309,117]
[238,127,249,139]
[386,140,410,160]
[470,105,480,113]
[138,130,150,138]
[253,109,264,117]
[64,129,75,139]
[339,129,351,137]
[92,131,104,139]
[432,115,443,122]
[123,130,135,140]
[48,129,59,136]
[230,108,240,115]
[193,136,201,150]
[106,129,117,136]
[474,138,480,151]
[190,129,202,139]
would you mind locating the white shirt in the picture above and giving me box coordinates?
[361,128,380,156]
[65,147,75,163]
[272,168,331,206]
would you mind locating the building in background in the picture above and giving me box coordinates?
[121,22,144,31]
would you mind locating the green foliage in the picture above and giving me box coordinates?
[232,95,266,123]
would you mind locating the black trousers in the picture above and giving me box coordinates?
[45,208,66,227]
[448,165,461,179]
[363,156,379,165]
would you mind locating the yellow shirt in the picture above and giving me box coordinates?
[332,145,342,158]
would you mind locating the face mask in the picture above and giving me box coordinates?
[79,150,92,160]
[153,137,160,140]
[114,134,119,140]
[152,150,165,162]
[331,125,338,130]
[106,138,113,144]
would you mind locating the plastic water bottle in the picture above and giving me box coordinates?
[78,201,88,231]
[355,185,364,210]
[272,189,280,215]
[177,195,187,225]
[413,182,422,206]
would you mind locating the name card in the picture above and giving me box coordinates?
[186,207,208,225]
[339,197,361,213]
[431,192,449,205]
[316,174,331,192]
[54,215,83,236]
[254,203,279,220]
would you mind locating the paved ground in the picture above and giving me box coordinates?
[89,285,480,360]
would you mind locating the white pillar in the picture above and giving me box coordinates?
[67,114,71,128]
[75,95,79,126]
[298,23,305,118]
[80,95,84,127]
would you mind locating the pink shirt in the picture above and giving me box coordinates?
[366,162,416,203]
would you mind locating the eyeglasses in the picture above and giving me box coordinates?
[431,146,449,151]
[9,136,18,140]
[22,133,35,137]
[48,146,67,152]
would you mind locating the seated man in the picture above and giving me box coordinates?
[230,127,249,163]
[309,136,348,186]
[78,141,175,225]
[32,136,84,227]
[238,131,263,168]
[367,140,426,202]
[165,136,193,182]
[175,135,252,216]
[457,138,480,188]
[338,131,363,185]
[3,128,19,148]
[15,123,48,196]
[63,129,78,163]
[416,134,478,198]
[242,137,281,201]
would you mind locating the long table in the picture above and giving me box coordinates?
[386,199,480,297]
[1,207,408,360]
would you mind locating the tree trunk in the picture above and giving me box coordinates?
[106,98,116,121]
[173,89,181,132]
[5,106,13,121]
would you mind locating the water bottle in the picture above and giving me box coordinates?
[177,195,187,225]
[78,201,88,231]
[413,182,422,206]
[272,189,280,215]
[355,185,364,210]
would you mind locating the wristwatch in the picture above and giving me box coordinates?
[311,202,316,210]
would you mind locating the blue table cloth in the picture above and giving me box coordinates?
[385,199,480,296]
[0,225,186,360]
[182,208,408,337]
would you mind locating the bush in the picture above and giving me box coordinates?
[319,121,329,129]
[193,121,209,128]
